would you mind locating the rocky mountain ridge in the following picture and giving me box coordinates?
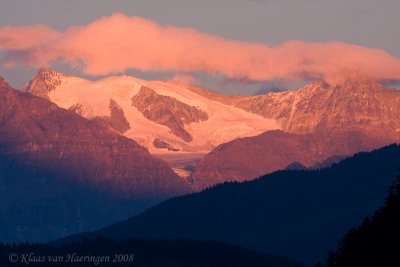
[193,69,400,138]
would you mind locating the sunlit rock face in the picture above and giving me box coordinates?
[131,86,208,142]
[218,70,400,139]
[93,99,131,134]
[24,67,70,100]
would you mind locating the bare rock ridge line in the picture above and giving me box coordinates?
[131,86,209,142]
[68,103,85,115]
[187,69,400,139]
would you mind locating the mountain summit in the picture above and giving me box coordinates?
[24,67,70,100]
[224,71,400,137]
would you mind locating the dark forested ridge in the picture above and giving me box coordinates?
[58,145,400,265]
[0,238,305,267]
[322,174,400,267]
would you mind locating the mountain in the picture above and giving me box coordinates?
[0,239,305,267]
[191,69,400,138]
[324,174,400,267]
[187,70,400,186]
[24,67,279,155]
[190,129,395,187]
[0,77,190,243]
[58,145,400,265]
[25,68,400,183]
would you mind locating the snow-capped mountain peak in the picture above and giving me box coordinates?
[24,67,70,100]
[24,68,280,154]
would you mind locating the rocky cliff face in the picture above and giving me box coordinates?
[24,67,69,100]
[212,70,400,138]
[131,86,208,142]
[0,77,191,242]
[94,99,131,133]
[190,129,397,189]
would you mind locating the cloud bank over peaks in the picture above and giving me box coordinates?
[1,13,400,84]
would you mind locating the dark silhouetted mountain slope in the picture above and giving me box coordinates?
[325,174,400,267]
[60,145,400,265]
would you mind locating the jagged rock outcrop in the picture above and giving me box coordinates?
[24,67,69,100]
[94,99,131,133]
[131,86,208,142]
[153,138,179,151]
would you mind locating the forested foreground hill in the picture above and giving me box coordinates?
[322,174,400,267]
[58,144,400,265]
[0,239,305,267]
